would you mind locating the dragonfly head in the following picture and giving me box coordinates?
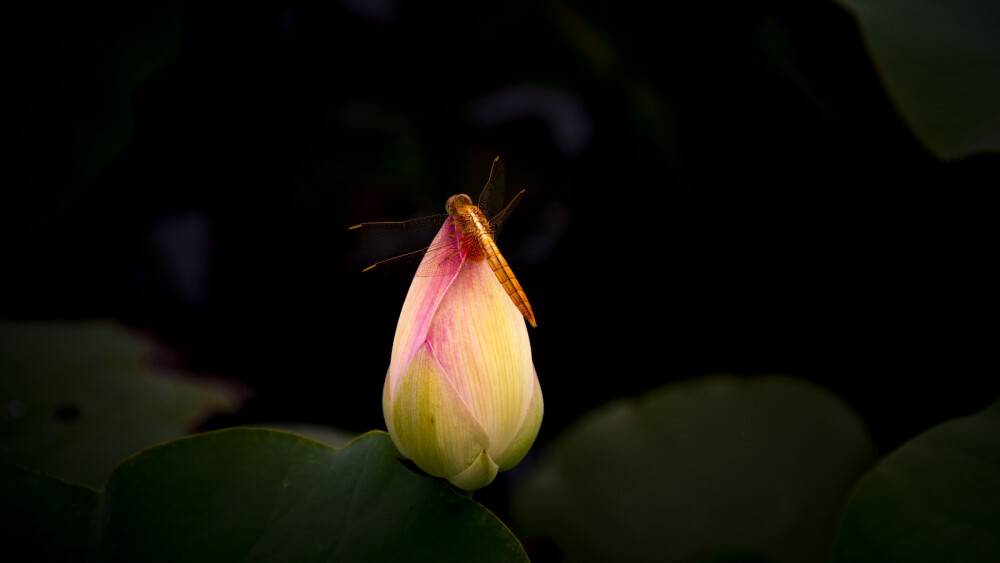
[445,193,474,216]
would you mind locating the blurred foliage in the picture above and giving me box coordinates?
[833,0,1000,158]
[833,398,1000,562]
[0,429,528,563]
[0,320,248,487]
[510,375,877,563]
[8,1,185,240]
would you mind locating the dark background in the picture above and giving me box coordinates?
[5,0,995,490]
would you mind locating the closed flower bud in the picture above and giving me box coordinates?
[382,218,543,491]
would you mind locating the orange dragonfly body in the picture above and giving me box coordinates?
[350,157,536,327]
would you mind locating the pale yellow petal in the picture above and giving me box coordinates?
[493,368,544,471]
[448,449,500,491]
[387,342,491,479]
[427,256,535,456]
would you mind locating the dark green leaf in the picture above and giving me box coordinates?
[0,429,528,563]
[832,398,1000,562]
[832,0,1000,158]
[511,375,876,563]
[0,464,99,562]
[0,320,248,487]
[243,423,357,449]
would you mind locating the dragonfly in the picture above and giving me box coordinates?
[350,156,537,327]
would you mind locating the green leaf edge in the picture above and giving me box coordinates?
[2,427,530,563]
[832,397,1000,562]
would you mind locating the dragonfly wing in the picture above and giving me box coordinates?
[349,214,448,275]
[350,213,474,279]
[476,156,524,240]
[350,157,521,280]
[488,188,525,240]
[477,156,506,229]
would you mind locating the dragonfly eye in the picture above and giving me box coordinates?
[445,193,474,215]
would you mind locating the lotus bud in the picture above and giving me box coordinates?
[382,217,543,491]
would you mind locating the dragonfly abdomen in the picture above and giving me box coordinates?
[458,206,537,328]
[479,234,537,328]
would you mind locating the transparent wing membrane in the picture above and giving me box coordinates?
[350,157,518,278]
